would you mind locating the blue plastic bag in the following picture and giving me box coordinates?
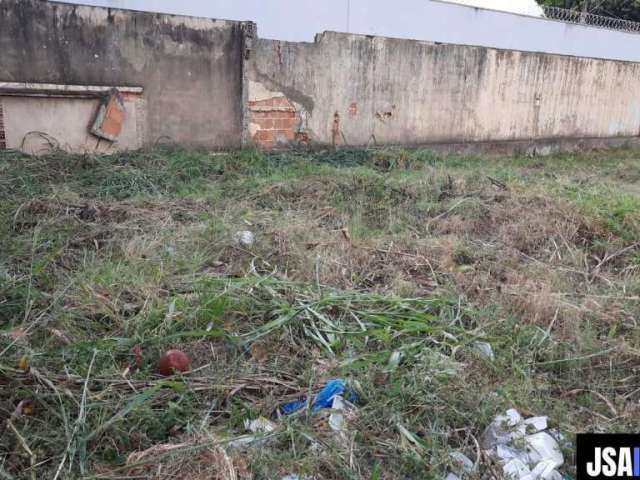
[280,379,358,415]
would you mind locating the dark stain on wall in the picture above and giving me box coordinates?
[0,99,6,149]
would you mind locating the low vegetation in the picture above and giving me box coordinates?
[2,145,640,479]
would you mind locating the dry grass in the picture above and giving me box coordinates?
[116,436,251,480]
[2,146,640,478]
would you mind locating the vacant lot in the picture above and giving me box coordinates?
[2,146,640,479]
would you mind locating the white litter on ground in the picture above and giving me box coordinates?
[450,451,475,473]
[233,230,255,247]
[474,341,495,361]
[244,417,277,434]
[329,395,346,432]
[480,409,565,480]
[445,450,477,480]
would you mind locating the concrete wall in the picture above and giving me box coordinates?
[246,32,640,148]
[0,93,143,154]
[2,0,640,154]
[55,0,640,63]
[0,0,246,150]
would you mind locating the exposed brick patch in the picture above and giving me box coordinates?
[248,95,298,148]
[0,98,5,150]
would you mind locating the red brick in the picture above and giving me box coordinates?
[272,96,293,108]
[271,111,296,119]
[273,129,295,142]
[255,118,275,129]
[274,118,295,129]
[250,111,273,120]
[254,130,274,142]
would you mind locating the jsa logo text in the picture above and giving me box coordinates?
[586,447,640,477]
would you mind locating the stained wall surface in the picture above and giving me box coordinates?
[0,0,246,149]
[247,32,640,147]
[2,0,640,153]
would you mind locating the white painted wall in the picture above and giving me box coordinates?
[448,0,544,17]
[54,0,640,62]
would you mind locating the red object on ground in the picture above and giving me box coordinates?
[158,350,192,376]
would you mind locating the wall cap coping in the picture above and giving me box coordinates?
[0,82,144,97]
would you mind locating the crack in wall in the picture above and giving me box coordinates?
[0,99,5,149]
[252,70,315,115]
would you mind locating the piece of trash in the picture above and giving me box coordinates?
[525,432,563,467]
[548,428,572,450]
[280,379,358,415]
[474,341,495,361]
[386,350,403,371]
[481,408,525,449]
[504,408,523,426]
[528,459,564,480]
[328,395,346,432]
[227,426,278,449]
[244,417,277,434]
[523,416,548,434]
[158,349,192,376]
[497,444,530,465]
[445,451,476,480]
[228,416,278,449]
[233,230,255,247]
[481,409,564,480]
[450,451,475,473]
[226,435,261,449]
[504,458,531,479]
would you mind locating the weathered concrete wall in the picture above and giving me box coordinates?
[247,32,640,148]
[0,0,246,149]
[3,1,640,153]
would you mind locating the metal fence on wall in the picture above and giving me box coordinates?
[543,6,640,34]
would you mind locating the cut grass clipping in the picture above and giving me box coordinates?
[2,145,640,479]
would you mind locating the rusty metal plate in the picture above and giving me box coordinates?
[91,88,126,142]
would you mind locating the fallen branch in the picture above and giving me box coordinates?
[487,176,508,190]
[563,389,618,417]
[591,242,640,280]
[427,198,469,231]
[7,420,36,480]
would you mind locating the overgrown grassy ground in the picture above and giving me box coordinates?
[2,145,640,479]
